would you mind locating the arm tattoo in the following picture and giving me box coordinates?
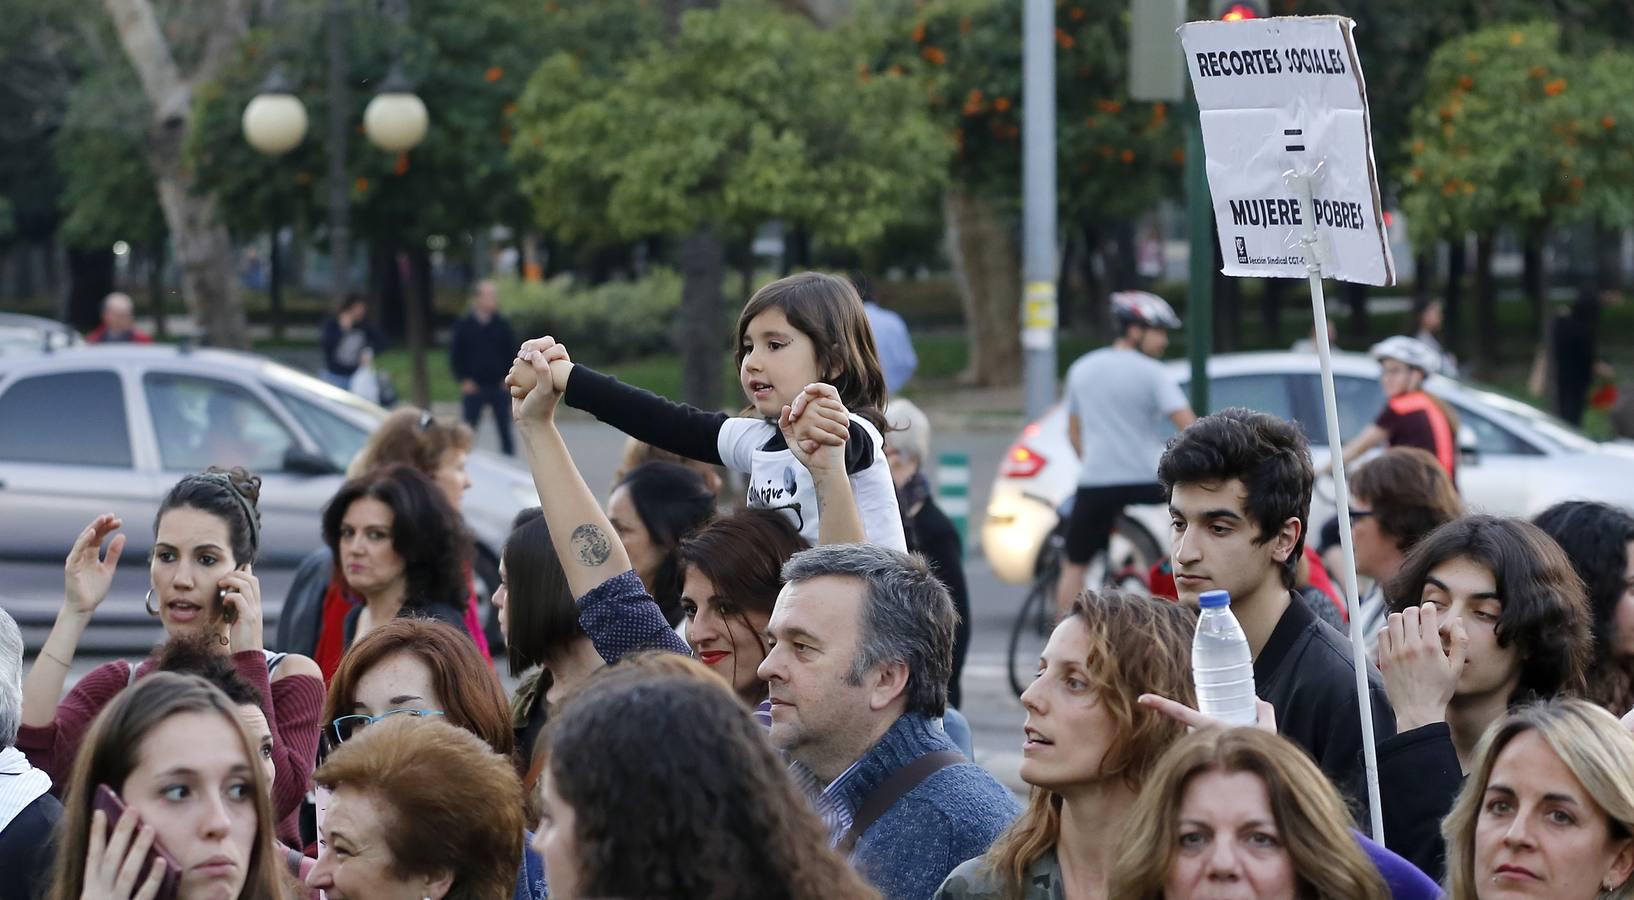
[570,524,613,568]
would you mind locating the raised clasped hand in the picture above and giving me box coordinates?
[779,383,850,475]
[510,337,569,424]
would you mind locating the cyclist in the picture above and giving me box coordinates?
[1055,291,1195,615]
[1336,335,1460,481]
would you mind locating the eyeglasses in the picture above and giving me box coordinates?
[331,708,444,744]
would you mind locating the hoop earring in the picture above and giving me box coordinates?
[144,590,159,617]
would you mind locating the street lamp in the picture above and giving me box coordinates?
[242,69,309,341]
[241,70,309,156]
[364,66,429,153]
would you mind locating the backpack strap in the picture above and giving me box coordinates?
[838,750,965,855]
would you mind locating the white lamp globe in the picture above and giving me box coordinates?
[242,87,308,156]
[364,68,429,153]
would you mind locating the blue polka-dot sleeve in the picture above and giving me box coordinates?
[575,569,692,663]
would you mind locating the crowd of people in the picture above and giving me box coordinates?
[5,270,1634,900]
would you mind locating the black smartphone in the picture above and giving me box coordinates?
[217,564,247,625]
[93,785,182,900]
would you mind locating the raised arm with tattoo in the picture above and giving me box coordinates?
[510,339,634,598]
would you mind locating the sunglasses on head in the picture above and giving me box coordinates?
[330,708,444,744]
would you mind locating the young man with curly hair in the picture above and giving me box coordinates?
[1374,514,1594,882]
[1157,408,1395,807]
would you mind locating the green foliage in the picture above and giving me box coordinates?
[865,0,1183,223]
[190,0,547,244]
[1399,23,1582,246]
[509,0,952,251]
[55,63,167,248]
[497,269,684,363]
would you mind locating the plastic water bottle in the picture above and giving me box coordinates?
[1192,590,1258,726]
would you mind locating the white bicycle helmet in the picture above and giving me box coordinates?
[1370,335,1442,375]
[1111,291,1183,330]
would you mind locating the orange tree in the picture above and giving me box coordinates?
[1399,22,1625,361]
[863,0,1182,370]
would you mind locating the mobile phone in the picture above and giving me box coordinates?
[217,564,247,625]
[93,785,182,900]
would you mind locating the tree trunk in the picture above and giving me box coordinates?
[66,247,114,333]
[1262,277,1286,347]
[1077,222,1105,337]
[1474,229,1499,374]
[678,226,726,408]
[104,0,250,348]
[1412,248,1435,309]
[1342,282,1369,344]
[1594,222,1624,292]
[404,246,432,410]
[145,238,168,339]
[1445,238,1466,360]
[943,185,1021,387]
[1522,228,1547,340]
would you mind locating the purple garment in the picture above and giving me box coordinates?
[1356,830,1442,899]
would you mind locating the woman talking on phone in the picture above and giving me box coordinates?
[19,468,324,848]
[47,671,295,900]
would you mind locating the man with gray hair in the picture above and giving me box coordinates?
[0,607,62,897]
[86,292,153,344]
[758,543,1017,900]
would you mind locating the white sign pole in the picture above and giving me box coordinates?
[1290,168,1383,842]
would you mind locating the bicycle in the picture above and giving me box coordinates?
[1005,505,1161,698]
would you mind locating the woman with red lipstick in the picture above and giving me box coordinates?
[1443,699,1634,900]
[46,672,295,900]
[19,469,323,850]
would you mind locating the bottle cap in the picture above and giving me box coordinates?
[1199,590,1231,609]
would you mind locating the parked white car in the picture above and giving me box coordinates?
[0,345,537,585]
[981,351,1634,585]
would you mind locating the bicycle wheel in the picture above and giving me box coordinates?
[1006,574,1053,697]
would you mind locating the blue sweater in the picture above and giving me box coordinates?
[827,714,1020,900]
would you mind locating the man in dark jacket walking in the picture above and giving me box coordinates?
[1158,408,1396,815]
[450,280,517,455]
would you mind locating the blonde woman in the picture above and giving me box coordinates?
[936,590,1198,900]
[1443,699,1634,900]
[1107,728,1390,900]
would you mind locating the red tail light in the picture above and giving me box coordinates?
[1001,444,1046,478]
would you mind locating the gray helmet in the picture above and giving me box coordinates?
[1112,291,1183,331]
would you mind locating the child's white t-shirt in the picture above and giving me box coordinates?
[717,415,907,552]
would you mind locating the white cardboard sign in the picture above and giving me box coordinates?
[1180,16,1395,286]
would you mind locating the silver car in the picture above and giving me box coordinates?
[982,350,1634,585]
[0,313,83,359]
[0,345,537,588]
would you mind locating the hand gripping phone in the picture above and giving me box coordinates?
[93,785,183,900]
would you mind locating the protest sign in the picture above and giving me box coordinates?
[1180,15,1394,286]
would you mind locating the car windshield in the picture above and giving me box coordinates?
[1443,379,1596,452]
[260,359,389,423]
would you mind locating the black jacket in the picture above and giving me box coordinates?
[903,497,971,709]
[1255,593,1397,820]
[0,791,62,900]
[449,311,517,387]
[274,546,334,656]
[1378,722,1464,883]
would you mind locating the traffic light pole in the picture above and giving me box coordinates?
[1186,97,1212,414]
[1021,0,1057,421]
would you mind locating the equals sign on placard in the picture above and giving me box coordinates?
[1284,128,1305,152]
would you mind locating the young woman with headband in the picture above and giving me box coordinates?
[19,467,323,848]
